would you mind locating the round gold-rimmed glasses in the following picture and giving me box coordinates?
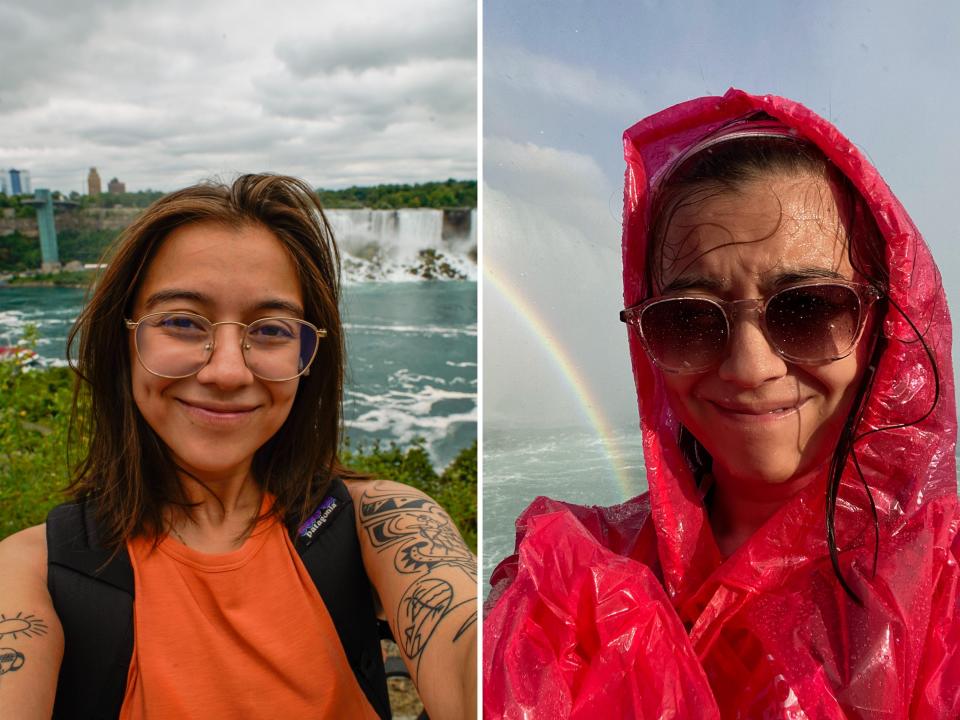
[125,311,328,381]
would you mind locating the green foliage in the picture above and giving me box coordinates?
[80,190,166,209]
[316,179,477,209]
[0,227,119,273]
[0,328,75,538]
[0,231,42,271]
[57,228,121,264]
[341,439,478,552]
[0,194,37,217]
[0,361,478,551]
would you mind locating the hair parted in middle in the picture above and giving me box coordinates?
[67,173,362,550]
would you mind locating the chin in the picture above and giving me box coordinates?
[713,456,807,487]
[169,446,255,480]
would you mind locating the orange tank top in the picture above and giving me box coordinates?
[119,504,380,719]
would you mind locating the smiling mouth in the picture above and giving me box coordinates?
[176,399,258,423]
[708,398,811,419]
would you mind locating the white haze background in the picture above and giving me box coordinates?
[484,0,960,434]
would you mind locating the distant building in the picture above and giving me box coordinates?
[108,177,126,194]
[1,168,31,196]
[88,168,102,196]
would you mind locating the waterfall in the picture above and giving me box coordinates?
[325,208,475,282]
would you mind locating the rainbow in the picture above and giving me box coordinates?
[484,260,638,499]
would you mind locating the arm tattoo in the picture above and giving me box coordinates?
[0,611,47,685]
[0,612,48,641]
[0,648,26,675]
[359,483,477,675]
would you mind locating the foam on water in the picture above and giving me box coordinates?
[482,425,647,594]
[343,322,477,338]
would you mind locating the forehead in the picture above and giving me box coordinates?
[134,221,303,311]
[656,172,853,293]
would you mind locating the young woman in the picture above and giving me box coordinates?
[0,175,477,719]
[484,90,958,718]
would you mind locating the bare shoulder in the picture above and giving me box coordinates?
[0,525,48,585]
[0,524,64,717]
[345,478,434,507]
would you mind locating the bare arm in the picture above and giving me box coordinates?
[348,480,477,720]
[0,525,63,718]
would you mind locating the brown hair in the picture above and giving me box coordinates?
[67,174,358,549]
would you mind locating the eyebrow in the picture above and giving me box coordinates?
[768,268,848,285]
[143,289,304,316]
[660,267,849,295]
[659,275,725,295]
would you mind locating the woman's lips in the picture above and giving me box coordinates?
[707,397,811,422]
[176,399,258,426]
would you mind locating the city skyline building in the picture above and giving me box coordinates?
[108,177,126,194]
[0,168,31,196]
[88,167,102,196]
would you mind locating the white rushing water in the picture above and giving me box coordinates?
[327,208,477,283]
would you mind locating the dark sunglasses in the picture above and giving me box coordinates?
[619,280,881,374]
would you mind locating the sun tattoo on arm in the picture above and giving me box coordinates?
[0,611,47,683]
[0,612,48,641]
[358,482,477,679]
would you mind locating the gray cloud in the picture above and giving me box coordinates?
[0,0,476,193]
[276,1,475,74]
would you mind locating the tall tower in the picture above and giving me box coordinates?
[88,167,102,196]
[24,189,61,271]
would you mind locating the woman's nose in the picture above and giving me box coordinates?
[195,325,255,388]
[716,314,788,388]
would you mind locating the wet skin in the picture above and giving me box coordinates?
[654,171,875,549]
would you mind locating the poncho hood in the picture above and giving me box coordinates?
[485,89,960,719]
[622,88,956,611]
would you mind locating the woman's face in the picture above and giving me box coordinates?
[656,171,874,487]
[128,220,303,482]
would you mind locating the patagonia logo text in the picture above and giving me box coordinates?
[298,496,338,540]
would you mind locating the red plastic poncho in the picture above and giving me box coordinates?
[483,89,959,719]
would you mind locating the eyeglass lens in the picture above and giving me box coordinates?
[136,313,318,380]
[640,284,862,371]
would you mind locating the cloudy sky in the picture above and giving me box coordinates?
[483,0,960,430]
[0,0,476,193]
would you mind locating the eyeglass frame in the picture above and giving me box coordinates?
[124,311,328,382]
[619,279,882,374]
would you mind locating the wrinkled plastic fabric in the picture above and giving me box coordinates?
[484,89,960,719]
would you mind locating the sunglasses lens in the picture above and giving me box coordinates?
[641,298,728,371]
[766,284,861,361]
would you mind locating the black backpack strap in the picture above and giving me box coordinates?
[291,477,392,720]
[46,501,135,720]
